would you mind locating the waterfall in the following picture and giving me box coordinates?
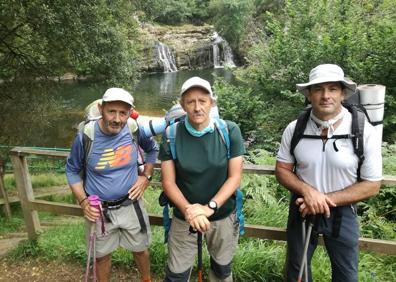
[211,32,236,68]
[156,42,178,73]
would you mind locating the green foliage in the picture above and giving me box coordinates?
[0,0,141,83]
[359,207,396,240]
[4,172,67,192]
[0,214,24,234]
[241,0,396,142]
[382,143,396,175]
[134,0,200,25]
[208,0,255,49]
[215,78,303,151]
[215,78,276,149]
[233,239,285,281]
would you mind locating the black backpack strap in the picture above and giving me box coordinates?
[81,132,93,185]
[349,106,365,181]
[290,108,312,157]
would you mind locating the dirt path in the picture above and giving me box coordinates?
[0,256,160,281]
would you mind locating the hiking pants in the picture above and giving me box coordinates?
[285,196,359,282]
[164,212,239,282]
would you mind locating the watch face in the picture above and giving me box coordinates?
[209,201,217,209]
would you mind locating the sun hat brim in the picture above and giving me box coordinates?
[297,77,357,99]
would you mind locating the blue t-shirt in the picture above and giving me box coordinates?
[66,121,158,201]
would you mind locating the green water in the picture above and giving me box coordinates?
[1,69,233,149]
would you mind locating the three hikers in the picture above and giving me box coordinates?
[66,88,158,282]
[275,64,382,281]
[158,77,245,281]
[66,66,383,281]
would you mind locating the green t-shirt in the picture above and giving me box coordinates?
[158,120,245,221]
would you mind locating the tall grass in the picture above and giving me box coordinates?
[3,172,67,192]
[7,221,395,282]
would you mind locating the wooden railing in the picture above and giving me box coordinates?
[8,147,396,255]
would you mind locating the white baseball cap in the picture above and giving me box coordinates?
[296,64,357,99]
[180,76,216,100]
[102,88,134,107]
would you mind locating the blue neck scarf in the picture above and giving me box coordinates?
[184,116,214,137]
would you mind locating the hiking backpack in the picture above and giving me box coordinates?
[159,117,245,243]
[290,103,372,181]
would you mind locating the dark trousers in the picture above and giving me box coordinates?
[285,197,359,282]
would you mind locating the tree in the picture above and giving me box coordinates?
[0,0,142,84]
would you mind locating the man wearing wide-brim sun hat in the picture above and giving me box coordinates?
[275,64,383,281]
[296,64,357,99]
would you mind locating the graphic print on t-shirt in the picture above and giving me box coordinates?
[95,144,132,170]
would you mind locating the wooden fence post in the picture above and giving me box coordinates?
[0,160,12,218]
[11,155,40,240]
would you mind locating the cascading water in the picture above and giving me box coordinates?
[211,32,236,68]
[156,42,178,73]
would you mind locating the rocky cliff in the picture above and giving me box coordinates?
[139,24,234,72]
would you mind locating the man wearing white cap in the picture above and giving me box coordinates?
[275,64,382,281]
[159,77,245,281]
[66,88,158,282]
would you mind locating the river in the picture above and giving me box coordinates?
[1,69,234,149]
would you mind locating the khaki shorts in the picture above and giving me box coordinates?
[85,198,151,258]
[167,211,239,274]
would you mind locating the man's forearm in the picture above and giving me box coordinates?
[69,182,88,206]
[275,163,313,196]
[162,180,190,216]
[327,180,381,206]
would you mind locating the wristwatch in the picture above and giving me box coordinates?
[144,173,152,182]
[208,200,218,213]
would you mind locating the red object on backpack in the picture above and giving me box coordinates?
[130,110,139,120]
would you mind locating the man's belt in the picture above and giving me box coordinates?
[102,194,147,233]
[102,194,130,210]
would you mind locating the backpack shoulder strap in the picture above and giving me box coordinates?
[213,118,230,159]
[165,119,180,160]
[348,105,365,181]
[290,107,312,157]
[127,118,139,136]
[82,120,96,163]
[79,120,96,184]
[213,118,245,235]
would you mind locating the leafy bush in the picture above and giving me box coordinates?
[134,0,199,25]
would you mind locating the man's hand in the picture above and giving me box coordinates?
[128,175,149,200]
[81,202,101,222]
[185,203,214,222]
[184,204,214,233]
[297,188,336,218]
[189,214,211,233]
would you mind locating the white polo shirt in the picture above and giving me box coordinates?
[277,109,383,194]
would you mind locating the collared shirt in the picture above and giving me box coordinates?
[277,110,382,193]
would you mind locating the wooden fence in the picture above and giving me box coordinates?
[7,146,396,255]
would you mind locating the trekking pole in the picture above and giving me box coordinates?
[84,195,101,282]
[197,231,203,282]
[301,218,308,282]
[297,216,315,282]
[189,226,204,282]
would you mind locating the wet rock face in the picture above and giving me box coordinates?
[140,24,233,72]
